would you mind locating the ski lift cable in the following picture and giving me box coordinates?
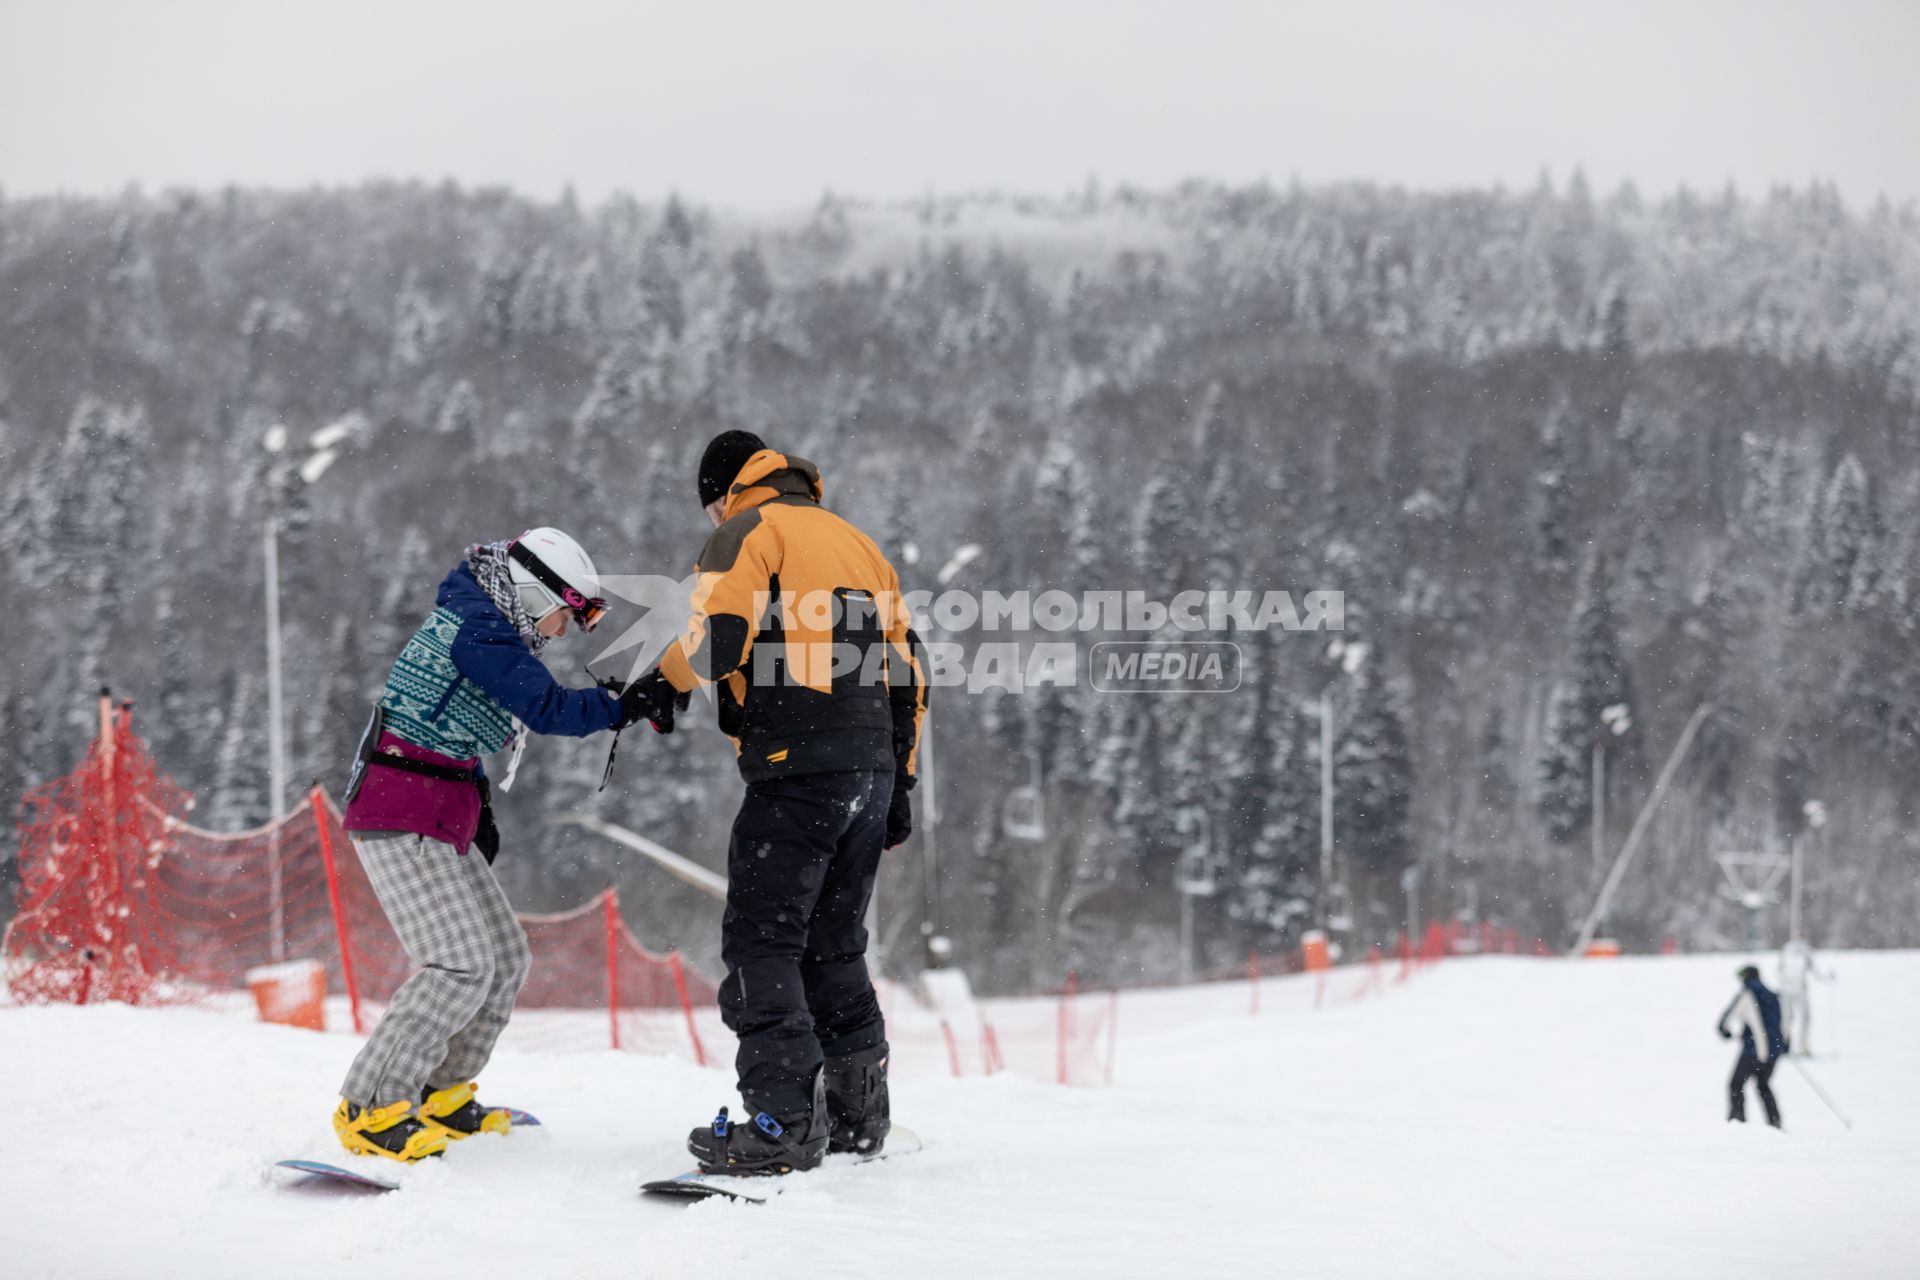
[547,813,728,901]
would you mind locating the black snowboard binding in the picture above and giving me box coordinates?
[687,1071,828,1176]
[824,1043,891,1156]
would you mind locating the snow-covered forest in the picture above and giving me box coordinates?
[3,176,1918,988]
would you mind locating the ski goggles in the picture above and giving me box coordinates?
[507,542,609,631]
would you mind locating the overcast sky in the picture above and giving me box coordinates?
[3,0,1916,211]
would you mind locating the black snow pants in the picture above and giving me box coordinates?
[719,769,892,1116]
[1728,1049,1781,1127]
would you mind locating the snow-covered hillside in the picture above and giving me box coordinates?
[4,953,1913,1279]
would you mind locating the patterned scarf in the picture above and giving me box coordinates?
[466,540,550,656]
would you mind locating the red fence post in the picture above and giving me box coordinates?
[1057,970,1078,1085]
[667,950,707,1067]
[90,693,116,1000]
[603,890,622,1052]
[1249,949,1260,1016]
[311,786,364,1035]
[940,1019,964,1078]
[1104,990,1119,1087]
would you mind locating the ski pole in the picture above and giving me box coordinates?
[587,664,629,792]
[1784,1056,1852,1130]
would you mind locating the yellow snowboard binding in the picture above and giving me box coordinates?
[419,1081,511,1141]
[333,1097,448,1163]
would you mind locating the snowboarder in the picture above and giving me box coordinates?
[332,529,658,1162]
[624,431,929,1175]
[1776,937,1833,1057]
[1717,964,1789,1128]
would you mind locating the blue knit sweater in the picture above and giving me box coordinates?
[378,563,621,754]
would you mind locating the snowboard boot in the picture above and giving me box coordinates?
[686,1070,828,1176]
[419,1081,511,1141]
[824,1043,891,1156]
[333,1098,447,1163]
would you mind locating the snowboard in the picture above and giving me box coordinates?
[642,1124,922,1205]
[274,1158,401,1193]
[274,1106,541,1192]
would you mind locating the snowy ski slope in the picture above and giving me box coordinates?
[2,952,1913,1279]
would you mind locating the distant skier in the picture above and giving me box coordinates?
[331,529,656,1163]
[1776,937,1833,1057]
[624,431,929,1175]
[1717,964,1789,1128]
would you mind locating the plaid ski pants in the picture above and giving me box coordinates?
[339,833,532,1108]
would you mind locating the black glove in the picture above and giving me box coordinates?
[883,781,913,849]
[474,778,501,864]
[618,669,690,734]
[1717,1026,1732,1040]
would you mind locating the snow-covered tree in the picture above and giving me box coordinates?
[1334,660,1412,876]
[1802,452,1878,614]
[574,352,641,440]
[1532,402,1574,577]
[1135,471,1199,601]
[1226,631,1317,939]
[477,253,522,348]
[1535,548,1634,842]
[391,274,443,371]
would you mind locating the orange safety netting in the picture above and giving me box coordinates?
[3,698,714,1063]
[1055,972,1118,1087]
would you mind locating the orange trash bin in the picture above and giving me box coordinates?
[245,959,328,1031]
[1300,930,1332,972]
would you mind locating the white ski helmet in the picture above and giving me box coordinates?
[507,527,608,630]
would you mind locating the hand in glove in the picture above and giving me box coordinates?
[474,778,501,864]
[883,781,913,850]
[1717,1026,1732,1040]
[618,669,691,734]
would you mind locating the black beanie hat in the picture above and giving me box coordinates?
[698,430,767,509]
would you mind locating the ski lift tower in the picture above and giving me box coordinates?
[1175,810,1221,984]
[1714,850,1791,953]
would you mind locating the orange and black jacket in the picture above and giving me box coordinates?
[660,450,929,786]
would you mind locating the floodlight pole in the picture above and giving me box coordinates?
[1179,889,1193,985]
[921,712,940,931]
[1789,835,1802,942]
[264,513,287,963]
[1591,736,1606,935]
[1319,687,1335,931]
[1402,862,1421,945]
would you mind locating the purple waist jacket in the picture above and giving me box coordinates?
[342,731,484,855]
